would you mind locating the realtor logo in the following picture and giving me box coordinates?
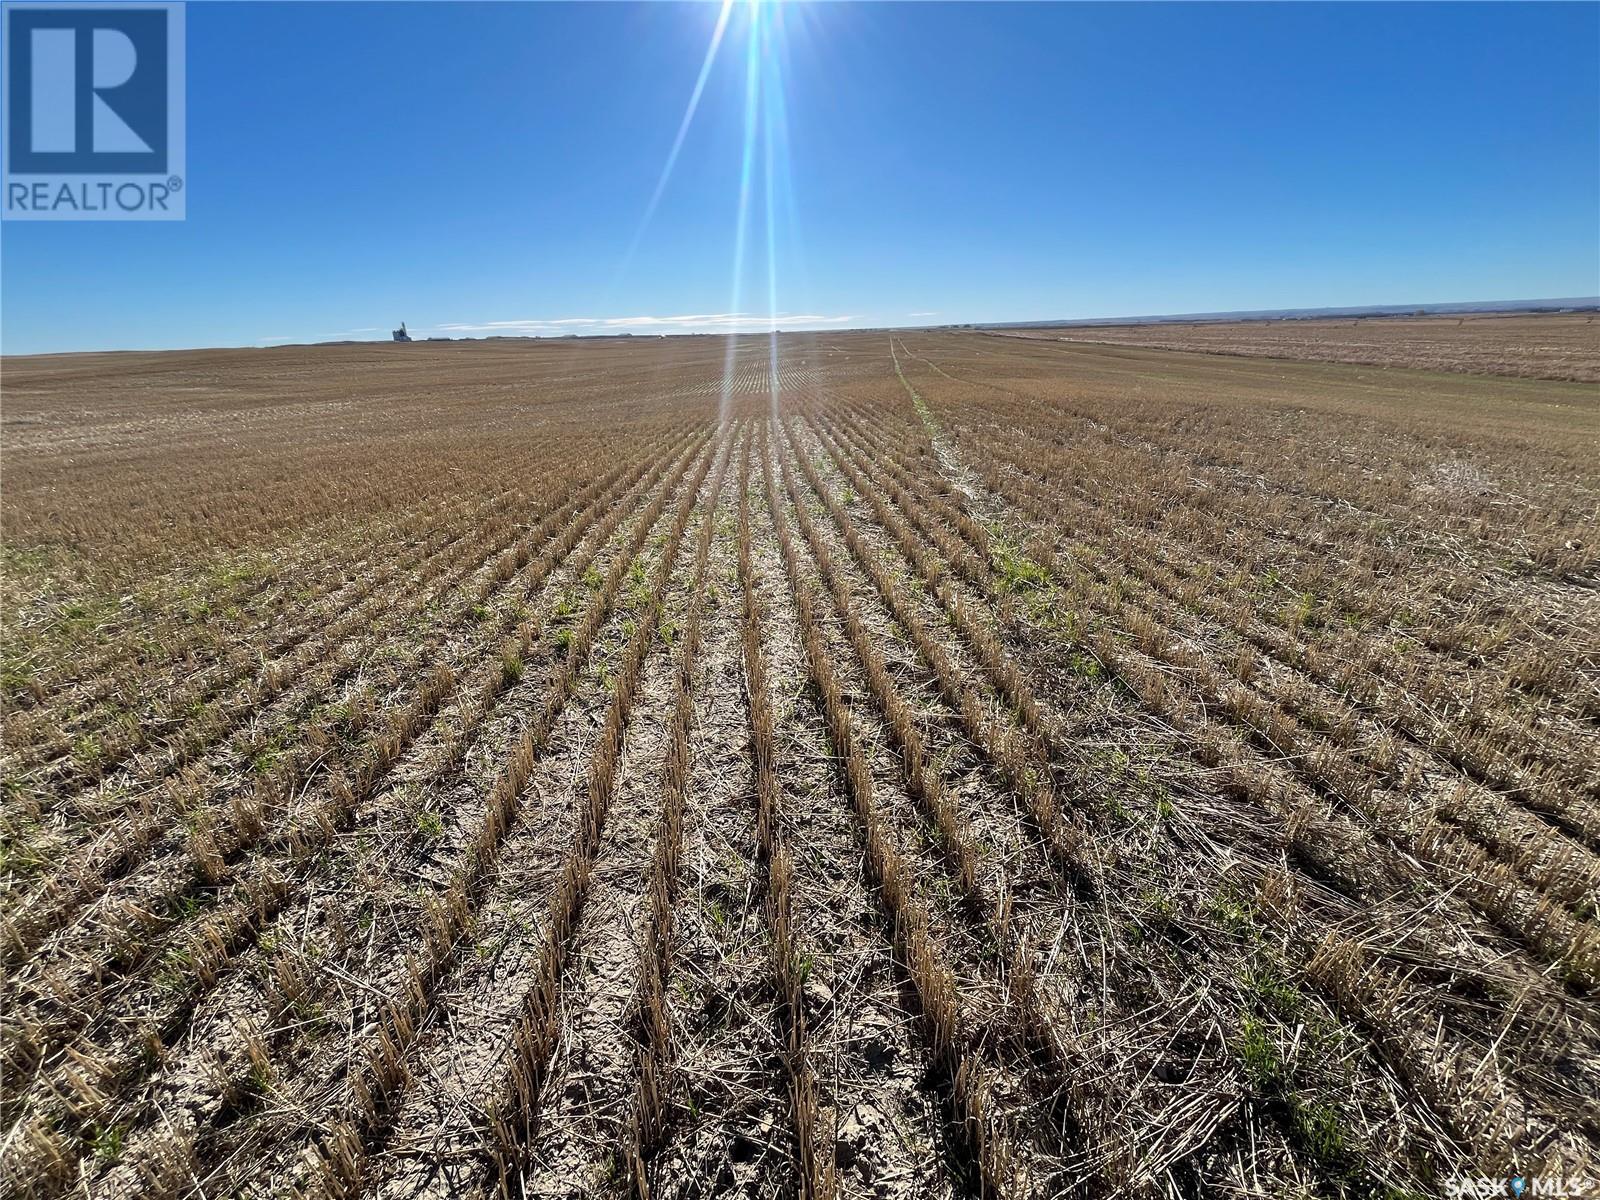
[3,1,184,219]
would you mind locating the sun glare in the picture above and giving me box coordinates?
[615,0,801,422]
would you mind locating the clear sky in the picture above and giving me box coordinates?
[2,1,1597,354]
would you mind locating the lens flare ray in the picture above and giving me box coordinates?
[616,0,736,280]
[719,1,766,421]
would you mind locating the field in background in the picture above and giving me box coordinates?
[2,325,1597,1198]
[999,311,1600,382]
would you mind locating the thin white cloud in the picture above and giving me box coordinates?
[427,312,857,336]
[436,319,558,331]
[908,311,938,318]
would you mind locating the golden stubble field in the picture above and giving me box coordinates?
[2,318,1598,1199]
[1003,312,1600,382]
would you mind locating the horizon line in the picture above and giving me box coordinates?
[4,295,1596,359]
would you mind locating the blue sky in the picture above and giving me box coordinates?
[2,1,1596,354]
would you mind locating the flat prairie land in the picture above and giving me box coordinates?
[2,326,1597,1199]
[1001,311,1600,381]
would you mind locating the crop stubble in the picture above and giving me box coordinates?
[3,318,1597,1198]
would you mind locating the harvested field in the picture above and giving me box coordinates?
[999,312,1600,382]
[2,327,1597,1198]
